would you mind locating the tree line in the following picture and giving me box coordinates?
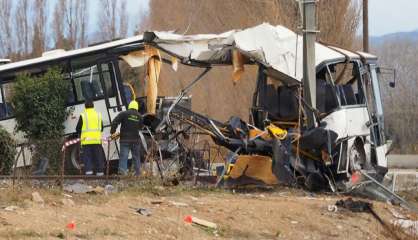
[0,0,132,60]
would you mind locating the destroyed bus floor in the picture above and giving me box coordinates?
[0,183,415,240]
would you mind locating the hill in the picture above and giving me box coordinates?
[371,29,418,45]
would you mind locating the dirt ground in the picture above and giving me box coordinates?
[0,181,416,240]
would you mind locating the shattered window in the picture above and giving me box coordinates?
[72,65,104,102]
[327,62,365,107]
[0,81,15,119]
[100,63,116,98]
[118,59,146,100]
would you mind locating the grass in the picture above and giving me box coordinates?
[0,229,44,239]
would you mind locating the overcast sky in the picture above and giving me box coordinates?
[369,0,418,36]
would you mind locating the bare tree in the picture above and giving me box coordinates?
[60,0,89,49]
[98,0,129,41]
[52,2,66,49]
[373,39,418,153]
[15,0,33,59]
[0,0,14,57]
[32,0,48,57]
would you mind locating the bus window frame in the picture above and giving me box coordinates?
[0,80,16,121]
[68,57,119,106]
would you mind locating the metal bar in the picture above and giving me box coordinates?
[302,0,317,128]
[360,170,418,213]
[61,149,65,188]
[106,141,110,183]
[363,0,369,52]
[164,67,211,126]
[12,147,23,190]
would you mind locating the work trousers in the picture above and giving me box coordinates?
[119,142,141,176]
[81,144,105,174]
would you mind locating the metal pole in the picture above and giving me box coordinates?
[363,0,369,52]
[61,149,65,188]
[302,0,317,128]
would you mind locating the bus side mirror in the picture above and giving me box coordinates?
[389,81,395,88]
[378,67,396,88]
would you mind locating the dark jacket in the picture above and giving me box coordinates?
[110,109,143,143]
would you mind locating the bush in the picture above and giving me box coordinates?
[0,126,16,175]
[11,68,70,173]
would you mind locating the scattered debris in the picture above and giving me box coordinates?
[136,208,152,217]
[61,198,75,207]
[389,207,418,236]
[56,232,65,239]
[190,196,199,201]
[169,201,189,207]
[327,205,338,213]
[4,206,18,212]
[104,184,116,194]
[393,219,418,236]
[62,193,72,198]
[184,215,217,229]
[63,183,93,194]
[31,192,44,204]
[90,186,104,194]
[150,200,164,205]
[335,198,371,213]
[66,221,76,230]
[336,198,405,240]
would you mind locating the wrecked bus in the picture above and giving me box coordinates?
[0,23,392,192]
[0,37,190,172]
[139,23,393,191]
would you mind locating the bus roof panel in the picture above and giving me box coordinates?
[0,35,144,74]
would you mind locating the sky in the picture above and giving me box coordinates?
[369,0,418,36]
[87,0,149,36]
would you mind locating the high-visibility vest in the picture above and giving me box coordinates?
[80,108,102,145]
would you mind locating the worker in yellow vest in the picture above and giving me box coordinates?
[76,99,105,175]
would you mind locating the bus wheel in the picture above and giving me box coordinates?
[65,144,83,173]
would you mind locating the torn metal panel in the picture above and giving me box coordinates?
[322,106,370,141]
[149,23,348,83]
[120,50,150,68]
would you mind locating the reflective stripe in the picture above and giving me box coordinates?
[80,109,102,145]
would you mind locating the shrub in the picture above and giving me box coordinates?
[0,126,16,175]
[11,68,70,173]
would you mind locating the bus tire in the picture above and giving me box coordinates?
[65,143,83,174]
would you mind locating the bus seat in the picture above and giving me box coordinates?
[263,84,279,117]
[342,85,357,105]
[0,103,6,119]
[325,84,338,113]
[316,79,327,113]
[277,86,298,120]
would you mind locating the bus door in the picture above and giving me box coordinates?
[369,64,387,167]
[97,60,125,124]
[97,60,126,160]
[363,64,387,168]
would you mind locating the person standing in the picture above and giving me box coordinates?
[110,100,143,176]
[76,99,105,176]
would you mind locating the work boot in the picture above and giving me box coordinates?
[118,169,128,176]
